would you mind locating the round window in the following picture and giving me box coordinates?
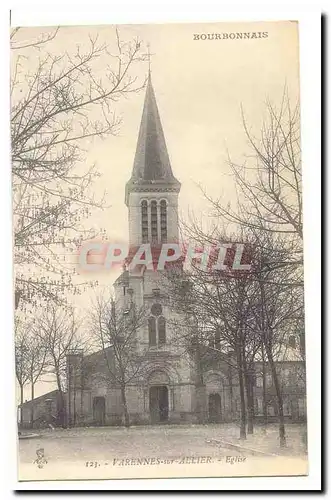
[151,303,162,316]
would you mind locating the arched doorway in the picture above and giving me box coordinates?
[149,386,169,423]
[93,396,105,426]
[208,393,222,423]
[147,369,171,424]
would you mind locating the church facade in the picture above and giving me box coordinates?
[66,73,231,426]
[63,74,306,427]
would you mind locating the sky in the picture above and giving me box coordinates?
[13,21,300,399]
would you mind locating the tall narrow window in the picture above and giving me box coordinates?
[148,317,156,346]
[215,328,221,349]
[141,200,148,243]
[158,316,166,345]
[160,200,167,242]
[149,304,166,347]
[151,201,158,242]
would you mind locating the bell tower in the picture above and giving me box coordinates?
[112,68,196,427]
[125,72,181,248]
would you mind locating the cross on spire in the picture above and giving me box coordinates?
[147,42,152,76]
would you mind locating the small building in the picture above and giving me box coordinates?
[18,390,62,429]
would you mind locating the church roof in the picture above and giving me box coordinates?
[125,73,180,204]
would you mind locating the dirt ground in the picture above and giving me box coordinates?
[19,423,307,465]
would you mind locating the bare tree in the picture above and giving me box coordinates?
[25,330,48,427]
[166,210,304,447]
[160,268,208,423]
[248,231,304,447]
[163,250,257,439]
[15,319,30,425]
[205,92,302,240]
[183,91,304,446]
[15,317,47,426]
[89,293,148,427]
[201,272,255,440]
[11,26,148,306]
[36,303,85,426]
[11,26,60,51]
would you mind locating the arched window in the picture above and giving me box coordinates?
[141,200,148,243]
[148,317,156,346]
[158,316,166,345]
[160,200,167,242]
[149,304,166,346]
[151,200,158,242]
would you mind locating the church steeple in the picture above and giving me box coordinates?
[125,73,180,205]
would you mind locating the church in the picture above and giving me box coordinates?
[19,72,306,428]
[66,72,229,426]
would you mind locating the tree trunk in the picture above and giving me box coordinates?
[194,345,207,424]
[266,346,286,447]
[73,380,76,427]
[30,382,34,429]
[120,385,130,428]
[262,346,268,434]
[237,349,246,440]
[246,381,254,434]
[55,372,66,427]
[20,383,24,426]
[58,389,66,428]
[238,371,247,440]
[228,365,233,417]
[67,363,71,428]
[243,356,254,434]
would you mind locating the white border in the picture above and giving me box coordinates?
[2,2,322,495]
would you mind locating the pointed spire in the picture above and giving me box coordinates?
[125,71,180,204]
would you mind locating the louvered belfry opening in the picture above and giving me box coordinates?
[151,200,158,242]
[141,200,148,242]
[160,200,167,242]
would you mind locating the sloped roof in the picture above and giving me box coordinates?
[18,389,60,408]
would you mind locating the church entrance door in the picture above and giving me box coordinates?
[149,386,169,424]
[93,396,106,426]
[208,393,222,423]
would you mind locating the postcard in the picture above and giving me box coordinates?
[12,20,308,482]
